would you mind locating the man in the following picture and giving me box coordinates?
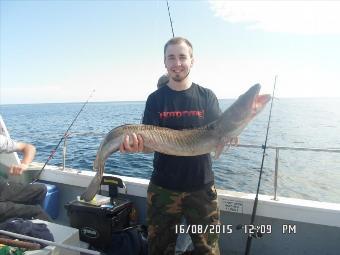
[0,134,49,222]
[121,37,222,255]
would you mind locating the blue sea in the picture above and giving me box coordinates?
[1,98,340,203]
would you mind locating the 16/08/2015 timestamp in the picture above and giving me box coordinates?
[175,224,233,234]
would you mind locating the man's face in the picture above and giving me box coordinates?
[164,42,194,82]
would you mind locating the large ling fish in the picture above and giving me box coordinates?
[81,84,271,201]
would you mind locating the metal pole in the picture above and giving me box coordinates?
[62,134,67,170]
[273,148,279,200]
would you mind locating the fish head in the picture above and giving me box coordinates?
[219,84,271,136]
[240,84,271,118]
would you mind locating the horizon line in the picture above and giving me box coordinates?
[1,96,339,106]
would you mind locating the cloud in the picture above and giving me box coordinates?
[209,1,340,35]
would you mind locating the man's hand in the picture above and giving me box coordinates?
[9,163,29,176]
[227,137,239,146]
[119,133,144,153]
[214,136,240,160]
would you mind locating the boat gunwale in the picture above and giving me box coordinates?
[33,164,340,228]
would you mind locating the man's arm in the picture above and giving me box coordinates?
[120,94,157,154]
[10,142,36,175]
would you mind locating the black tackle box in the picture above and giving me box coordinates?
[65,176,134,249]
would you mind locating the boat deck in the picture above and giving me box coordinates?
[31,164,340,255]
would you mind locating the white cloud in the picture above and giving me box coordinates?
[209,1,340,35]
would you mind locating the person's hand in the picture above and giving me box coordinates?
[119,133,144,153]
[9,163,29,176]
[214,136,240,159]
[228,136,239,146]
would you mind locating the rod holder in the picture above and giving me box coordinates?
[62,134,68,170]
[273,148,279,200]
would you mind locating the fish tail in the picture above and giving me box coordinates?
[80,166,102,201]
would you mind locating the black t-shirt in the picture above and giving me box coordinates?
[142,83,221,192]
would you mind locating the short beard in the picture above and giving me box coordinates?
[171,71,190,82]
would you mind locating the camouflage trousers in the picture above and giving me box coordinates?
[147,182,220,255]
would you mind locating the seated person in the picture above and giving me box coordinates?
[0,134,50,222]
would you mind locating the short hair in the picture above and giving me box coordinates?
[163,37,193,58]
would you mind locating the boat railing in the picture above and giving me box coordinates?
[236,144,340,200]
[60,132,103,171]
[61,133,340,201]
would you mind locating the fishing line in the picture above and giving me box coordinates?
[166,0,175,37]
[31,89,95,183]
[244,76,277,255]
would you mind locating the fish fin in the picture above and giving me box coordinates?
[214,142,225,159]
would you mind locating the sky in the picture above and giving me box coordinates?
[1,0,340,104]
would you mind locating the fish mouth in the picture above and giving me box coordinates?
[250,85,271,116]
[254,94,271,113]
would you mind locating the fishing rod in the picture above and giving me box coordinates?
[31,89,95,183]
[244,76,277,255]
[166,0,175,37]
